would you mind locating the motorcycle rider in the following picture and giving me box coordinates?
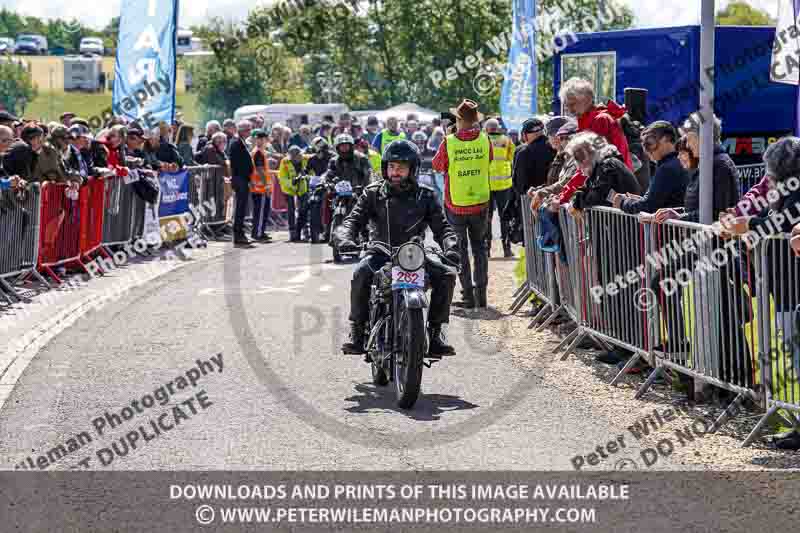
[324,133,373,188]
[306,137,334,241]
[411,130,436,190]
[337,140,461,358]
[324,134,373,245]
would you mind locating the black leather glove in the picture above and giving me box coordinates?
[339,239,358,252]
[443,249,461,266]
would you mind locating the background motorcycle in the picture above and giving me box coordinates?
[328,180,363,263]
[302,174,325,243]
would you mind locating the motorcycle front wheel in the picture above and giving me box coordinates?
[394,306,425,409]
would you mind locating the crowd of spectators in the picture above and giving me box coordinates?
[510,76,800,450]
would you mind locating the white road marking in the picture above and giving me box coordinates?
[198,286,302,296]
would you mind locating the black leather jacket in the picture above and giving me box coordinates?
[336,180,458,252]
[324,152,372,189]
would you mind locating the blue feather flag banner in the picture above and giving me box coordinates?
[112,0,178,128]
[500,0,538,131]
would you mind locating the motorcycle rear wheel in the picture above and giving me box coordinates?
[394,307,425,409]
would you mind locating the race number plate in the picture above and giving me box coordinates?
[391,267,425,289]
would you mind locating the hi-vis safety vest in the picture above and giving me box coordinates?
[488,134,513,191]
[278,157,309,196]
[380,130,406,154]
[249,147,271,195]
[368,149,382,177]
[446,132,491,207]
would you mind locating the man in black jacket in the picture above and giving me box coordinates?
[511,117,556,196]
[336,140,461,358]
[4,125,43,181]
[228,120,256,247]
[613,121,688,215]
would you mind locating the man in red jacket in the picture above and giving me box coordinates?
[559,77,633,171]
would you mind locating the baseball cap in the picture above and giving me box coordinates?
[556,122,579,137]
[521,117,545,135]
[642,120,677,140]
[545,116,569,137]
[0,110,18,122]
[367,116,379,126]
[60,111,76,121]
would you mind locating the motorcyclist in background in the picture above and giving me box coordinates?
[323,133,372,189]
[307,136,333,176]
[411,130,439,195]
[355,137,381,181]
[336,140,461,358]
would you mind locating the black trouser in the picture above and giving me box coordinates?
[250,193,270,239]
[447,209,489,294]
[232,177,249,238]
[287,193,308,240]
[486,187,513,247]
[349,254,456,327]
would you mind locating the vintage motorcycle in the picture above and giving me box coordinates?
[328,180,363,263]
[345,238,458,409]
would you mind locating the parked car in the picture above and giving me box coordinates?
[15,34,47,55]
[79,37,104,56]
[0,37,14,54]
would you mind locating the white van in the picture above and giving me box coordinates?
[233,103,349,129]
[79,37,105,55]
[177,29,195,55]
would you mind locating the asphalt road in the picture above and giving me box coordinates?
[0,237,674,471]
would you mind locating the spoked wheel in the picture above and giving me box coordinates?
[394,306,425,409]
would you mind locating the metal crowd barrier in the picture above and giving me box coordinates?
[101,175,142,251]
[79,177,111,264]
[509,195,558,325]
[37,183,84,283]
[189,165,228,237]
[0,184,48,302]
[744,235,800,446]
[515,203,775,443]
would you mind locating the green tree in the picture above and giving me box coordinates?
[246,0,632,115]
[716,2,775,26]
[190,20,293,123]
[0,60,37,115]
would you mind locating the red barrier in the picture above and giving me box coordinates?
[270,170,288,212]
[79,177,110,263]
[37,183,83,283]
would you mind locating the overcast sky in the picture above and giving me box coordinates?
[0,0,782,31]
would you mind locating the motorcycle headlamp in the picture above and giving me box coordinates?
[397,243,425,271]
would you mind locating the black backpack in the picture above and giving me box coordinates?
[131,170,161,204]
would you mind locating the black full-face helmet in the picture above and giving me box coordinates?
[381,139,420,191]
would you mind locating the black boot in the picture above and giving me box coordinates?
[503,241,513,258]
[452,290,475,309]
[428,324,456,357]
[474,287,487,309]
[342,322,366,354]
